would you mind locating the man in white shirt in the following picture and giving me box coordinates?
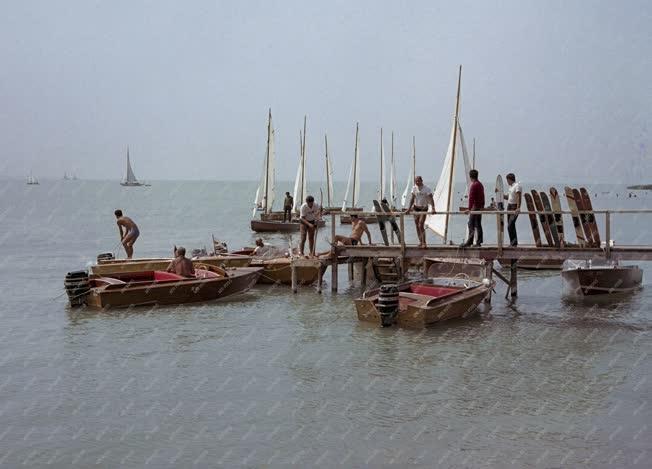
[406,176,436,248]
[503,173,522,246]
[299,195,322,256]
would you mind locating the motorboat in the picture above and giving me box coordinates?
[561,260,643,296]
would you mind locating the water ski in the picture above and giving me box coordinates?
[373,199,390,246]
[380,199,401,243]
[523,193,542,247]
[531,190,554,246]
[539,191,560,247]
[580,188,601,247]
[495,175,506,247]
[564,186,586,247]
[573,188,595,246]
[549,187,565,246]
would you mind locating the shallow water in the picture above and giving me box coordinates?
[0,180,650,467]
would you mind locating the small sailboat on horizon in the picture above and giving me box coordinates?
[120,147,150,187]
[26,172,39,185]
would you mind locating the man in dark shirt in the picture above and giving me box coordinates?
[283,192,294,222]
[461,169,485,247]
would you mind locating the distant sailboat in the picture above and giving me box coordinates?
[425,66,472,243]
[342,123,361,212]
[26,172,39,185]
[63,172,70,180]
[120,147,149,186]
[389,132,398,209]
[323,134,336,210]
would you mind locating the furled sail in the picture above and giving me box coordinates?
[293,128,307,211]
[389,133,397,208]
[401,138,416,208]
[325,136,334,207]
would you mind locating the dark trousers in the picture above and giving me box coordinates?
[283,208,292,222]
[507,203,518,246]
[465,214,483,245]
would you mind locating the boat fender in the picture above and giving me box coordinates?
[482,278,491,287]
[97,252,114,263]
[377,284,399,327]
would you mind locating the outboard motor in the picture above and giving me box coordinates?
[64,271,90,307]
[377,283,399,327]
[97,252,114,263]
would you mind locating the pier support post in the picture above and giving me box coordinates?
[484,262,493,304]
[331,213,338,292]
[361,259,368,291]
[291,262,298,294]
[510,260,518,298]
[317,263,323,294]
[348,261,354,281]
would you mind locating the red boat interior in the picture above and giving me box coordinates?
[409,284,460,298]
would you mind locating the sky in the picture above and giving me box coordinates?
[0,0,650,184]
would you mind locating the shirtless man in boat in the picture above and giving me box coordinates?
[167,246,195,277]
[114,209,139,259]
[333,214,372,245]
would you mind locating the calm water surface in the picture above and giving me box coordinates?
[0,180,650,467]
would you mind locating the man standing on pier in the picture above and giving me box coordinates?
[299,195,322,256]
[283,192,294,222]
[114,209,139,259]
[406,176,435,248]
[461,169,485,247]
[504,173,522,246]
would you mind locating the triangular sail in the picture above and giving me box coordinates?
[125,147,138,184]
[253,110,276,215]
[325,135,334,207]
[378,129,386,202]
[293,126,307,212]
[389,132,397,208]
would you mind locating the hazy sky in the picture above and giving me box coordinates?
[1,0,650,183]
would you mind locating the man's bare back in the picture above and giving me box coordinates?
[114,209,139,259]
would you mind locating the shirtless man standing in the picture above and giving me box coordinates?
[114,209,139,259]
[333,214,372,245]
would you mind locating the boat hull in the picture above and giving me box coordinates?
[90,255,252,275]
[498,258,564,270]
[85,267,263,308]
[355,279,491,328]
[252,258,323,285]
[561,265,643,296]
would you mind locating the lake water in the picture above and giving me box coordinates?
[1,179,650,467]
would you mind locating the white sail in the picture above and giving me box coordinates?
[378,129,386,202]
[293,126,307,212]
[457,122,472,189]
[253,110,276,215]
[401,138,416,208]
[124,147,138,184]
[425,120,456,239]
[342,123,360,210]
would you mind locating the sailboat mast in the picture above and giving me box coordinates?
[444,65,462,243]
[391,131,394,206]
[379,128,384,201]
[325,134,331,207]
[353,123,359,208]
[264,109,271,213]
[301,115,307,204]
[412,136,416,177]
[472,138,476,170]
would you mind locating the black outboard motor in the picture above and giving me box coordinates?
[377,283,399,327]
[96,252,114,263]
[64,271,90,307]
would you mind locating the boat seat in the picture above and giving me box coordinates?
[410,285,459,297]
[153,271,185,281]
[94,277,126,286]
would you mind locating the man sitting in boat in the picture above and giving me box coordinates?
[166,247,195,277]
[114,209,139,259]
[299,195,322,256]
[333,214,372,245]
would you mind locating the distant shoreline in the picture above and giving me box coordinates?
[627,185,652,190]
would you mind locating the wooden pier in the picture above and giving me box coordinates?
[326,209,652,297]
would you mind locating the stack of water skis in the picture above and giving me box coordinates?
[521,186,601,248]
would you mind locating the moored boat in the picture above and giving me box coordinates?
[89,254,252,276]
[250,219,324,233]
[498,258,564,270]
[561,260,643,296]
[66,266,263,308]
[233,247,326,285]
[355,277,491,328]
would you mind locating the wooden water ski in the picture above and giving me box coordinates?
[540,192,560,247]
[523,193,542,247]
[573,188,595,246]
[564,186,586,247]
[373,199,390,246]
[531,190,554,246]
[549,187,565,246]
[495,175,505,247]
[380,199,401,244]
[580,188,601,247]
